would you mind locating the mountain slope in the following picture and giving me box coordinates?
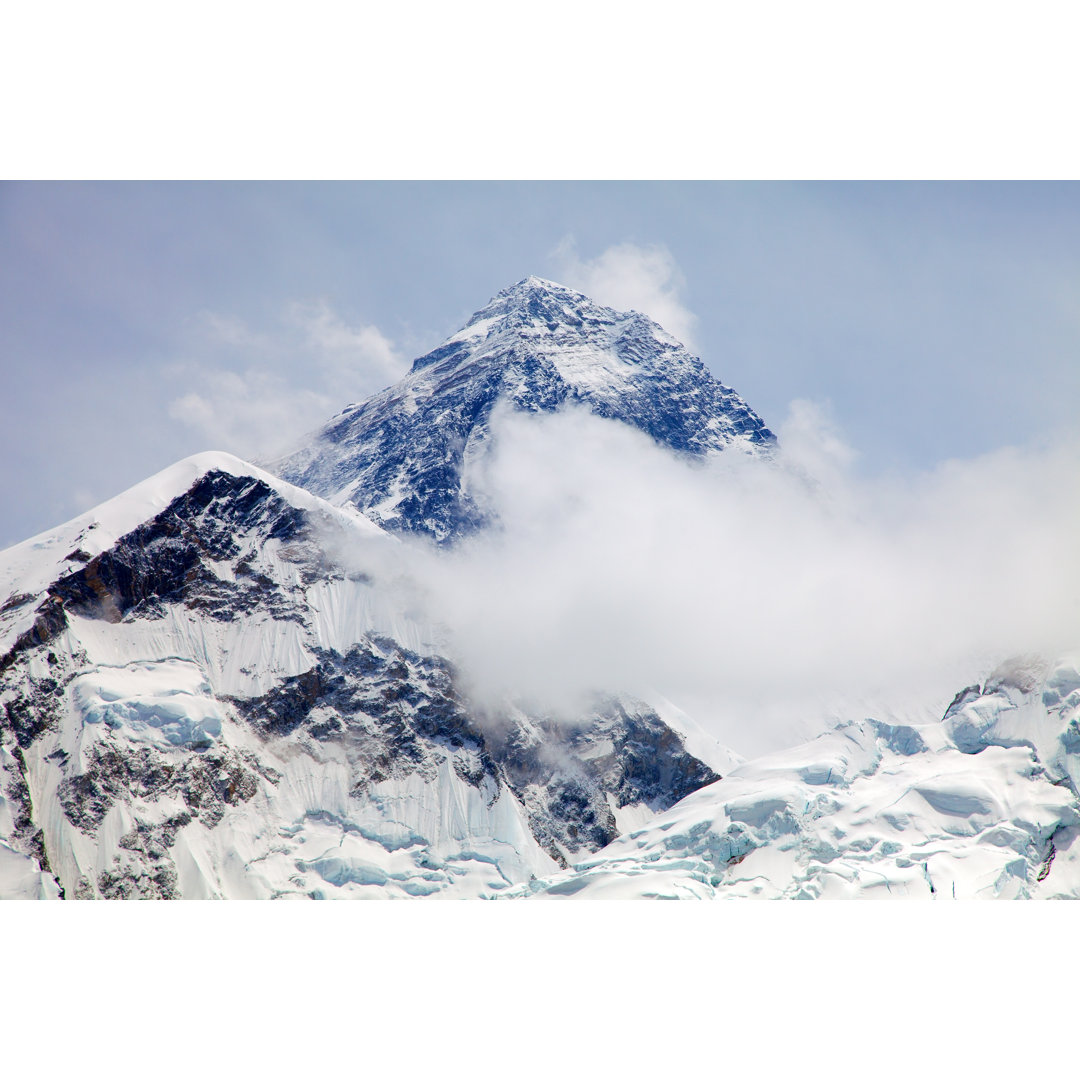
[0,454,728,899]
[269,277,775,543]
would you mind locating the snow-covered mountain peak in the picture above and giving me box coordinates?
[0,451,386,634]
[472,275,587,314]
[429,275,679,364]
[4,271,1079,902]
[449,274,579,327]
[272,278,775,543]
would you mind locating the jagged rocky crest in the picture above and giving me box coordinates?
[269,277,775,544]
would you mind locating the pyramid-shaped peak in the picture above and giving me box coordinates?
[408,275,675,378]
[273,275,776,543]
[459,275,653,340]
[472,275,592,317]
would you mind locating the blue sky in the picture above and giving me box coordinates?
[2,180,1079,547]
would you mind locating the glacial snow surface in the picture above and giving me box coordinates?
[510,656,1080,899]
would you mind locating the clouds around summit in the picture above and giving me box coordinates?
[400,401,1080,756]
[552,238,699,349]
[166,302,406,459]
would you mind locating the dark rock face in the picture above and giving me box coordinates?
[3,743,53,879]
[483,699,721,865]
[49,471,310,625]
[0,595,68,677]
[5,678,62,749]
[228,634,720,867]
[228,636,498,793]
[101,814,191,899]
[270,277,775,544]
[57,741,262,835]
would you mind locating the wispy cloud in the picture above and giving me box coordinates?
[776,398,859,497]
[166,302,407,460]
[286,300,403,400]
[168,371,333,459]
[552,238,699,348]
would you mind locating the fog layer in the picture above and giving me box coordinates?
[393,402,1080,756]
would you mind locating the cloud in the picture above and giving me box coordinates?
[392,405,1080,757]
[287,300,404,401]
[167,303,407,461]
[552,238,699,348]
[168,370,333,459]
[162,270,1080,762]
[776,398,857,490]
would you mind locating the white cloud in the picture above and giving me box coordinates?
[167,370,333,459]
[394,406,1080,757]
[775,398,859,503]
[552,238,699,348]
[287,300,406,402]
[168,302,406,461]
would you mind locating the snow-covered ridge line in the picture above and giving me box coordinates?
[0,451,389,654]
[4,450,382,562]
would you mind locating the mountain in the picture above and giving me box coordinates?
[268,276,775,544]
[6,275,1075,901]
[0,453,730,899]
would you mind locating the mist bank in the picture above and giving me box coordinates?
[367,402,1080,756]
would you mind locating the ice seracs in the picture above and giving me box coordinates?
[72,660,224,750]
[508,655,1080,899]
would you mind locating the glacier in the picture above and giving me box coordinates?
[509,656,1080,899]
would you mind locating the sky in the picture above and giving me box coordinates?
[3,181,1080,548]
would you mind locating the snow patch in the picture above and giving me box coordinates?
[72,659,224,749]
